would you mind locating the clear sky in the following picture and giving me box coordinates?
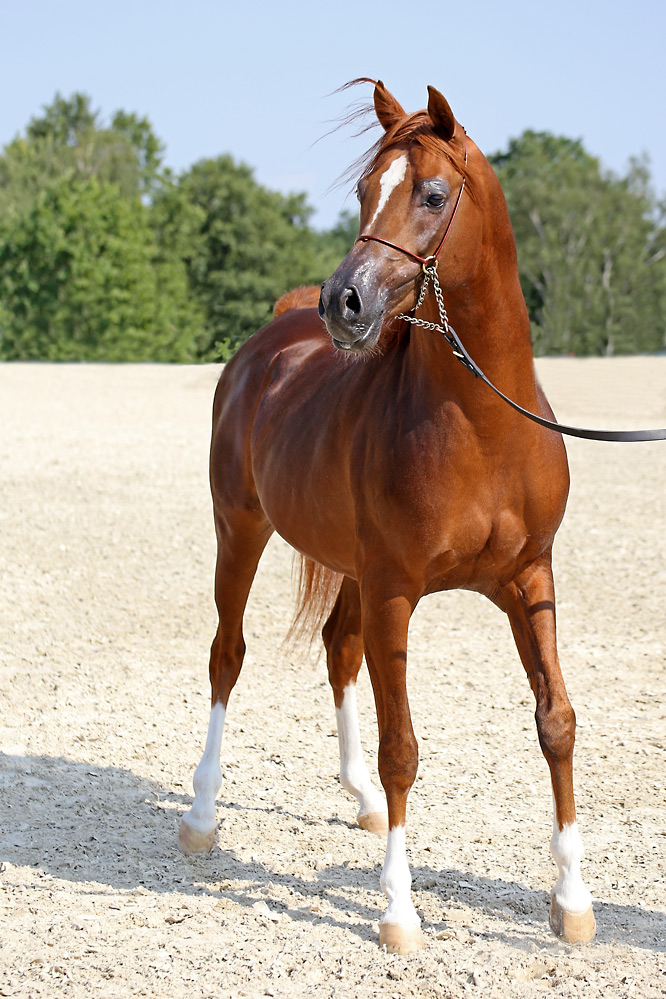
[1,0,664,228]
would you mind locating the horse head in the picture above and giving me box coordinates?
[319,81,482,353]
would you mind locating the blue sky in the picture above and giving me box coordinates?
[1,0,664,228]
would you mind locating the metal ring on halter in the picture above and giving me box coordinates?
[422,255,438,273]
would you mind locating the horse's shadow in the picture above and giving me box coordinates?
[1,751,663,952]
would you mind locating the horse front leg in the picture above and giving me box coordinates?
[322,576,387,835]
[178,521,272,855]
[361,575,424,954]
[504,556,596,944]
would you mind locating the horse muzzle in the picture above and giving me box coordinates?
[318,270,386,353]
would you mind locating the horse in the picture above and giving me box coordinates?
[177,80,596,954]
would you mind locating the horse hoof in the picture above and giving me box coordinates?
[379,923,424,954]
[549,896,596,943]
[178,817,216,855]
[358,811,388,836]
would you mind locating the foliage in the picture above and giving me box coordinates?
[0,93,200,361]
[0,175,198,361]
[1,90,665,362]
[0,91,345,361]
[0,93,165,219]
[176,155,341,359]
[490,132,666,355]
[314,209,359,260]
[148,176,207,355]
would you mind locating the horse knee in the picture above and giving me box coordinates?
[535,699,576,762]
[378,730,419,797]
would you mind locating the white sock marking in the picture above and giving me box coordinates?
[550,818,592,914]
[184,702,225,834]
[380,825,420,927]
[368,154,408,228]
[335,683,386,820]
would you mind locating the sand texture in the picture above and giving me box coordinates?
[1,358,665,997]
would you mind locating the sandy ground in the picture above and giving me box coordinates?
[1,358,665,999]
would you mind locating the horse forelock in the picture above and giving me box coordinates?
[333,90,475,201]
[362,112,474,199]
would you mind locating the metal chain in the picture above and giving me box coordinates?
[397,262,479,376]
[394,260,666,439]
[398,264,452,335]
[399,263,454,339]
[373,204,666,439]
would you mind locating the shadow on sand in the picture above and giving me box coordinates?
[1,751,663,952]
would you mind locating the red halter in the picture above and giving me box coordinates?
[355,150,467,270]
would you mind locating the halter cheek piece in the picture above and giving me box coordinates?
[352,148,666,444]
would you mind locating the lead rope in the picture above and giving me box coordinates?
[398,259,666,443]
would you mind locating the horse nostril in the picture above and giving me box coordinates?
[342,286,362,318]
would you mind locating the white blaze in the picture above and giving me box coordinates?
[369,154,408,227]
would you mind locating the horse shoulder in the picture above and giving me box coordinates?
[210,309,330,509]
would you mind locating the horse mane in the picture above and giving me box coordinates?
[334,78,475,200]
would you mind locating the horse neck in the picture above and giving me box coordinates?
[408,211,537,403]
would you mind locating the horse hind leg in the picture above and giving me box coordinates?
[503,557,596,944]
[322,577,388,835]
[178,520,273,855]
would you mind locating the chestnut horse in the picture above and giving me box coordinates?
[178,81,596,953]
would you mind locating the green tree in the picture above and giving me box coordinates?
[149,175,207,354]
[314,208,359,261]
[177,155,341,358]
[0,175,199,361]
[490,132,666,355]
[0,93,202,361]
[25,91,97,144]
[0,92,165,216]
[109,109,165,195]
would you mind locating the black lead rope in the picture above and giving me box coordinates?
[445,322,666,442]
[399,264,666,443]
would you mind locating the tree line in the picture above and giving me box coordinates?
[489,134,666,356]
[0,93,664,361]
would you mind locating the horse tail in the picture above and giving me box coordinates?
[287,555,343,648]
[273,285,321,318]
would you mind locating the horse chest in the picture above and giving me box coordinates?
[350,430,541,591]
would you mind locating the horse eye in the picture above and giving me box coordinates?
[427,193,446,208]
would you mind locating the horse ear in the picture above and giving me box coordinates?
[427,86,457,143]
[374,80,405,132]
